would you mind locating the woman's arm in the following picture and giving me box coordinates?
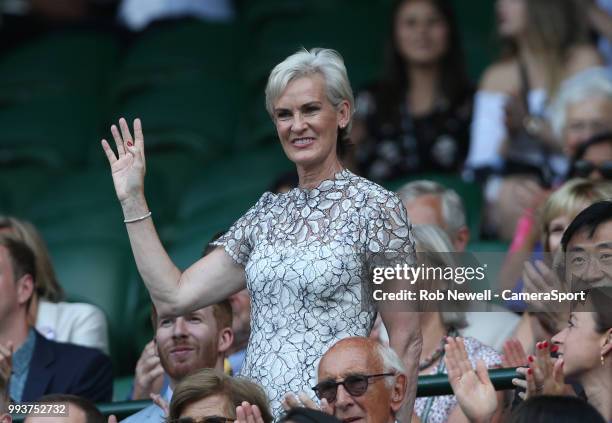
[381,310,422,421]
[102,118,246,317]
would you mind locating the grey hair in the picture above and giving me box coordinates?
[411,224,468,329]
[376,342,406,390]
[264,47,355,136]
[396,180,466,237]
[550,67,612,139]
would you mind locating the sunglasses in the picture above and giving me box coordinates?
[312,373,395,403]
[572,160,612,179]
[171,416,235,423]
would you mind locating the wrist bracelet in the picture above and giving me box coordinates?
[124,211,152,224]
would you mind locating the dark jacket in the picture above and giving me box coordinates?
[21,331,113,402]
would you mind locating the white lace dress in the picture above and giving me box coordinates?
[213,169,416,416]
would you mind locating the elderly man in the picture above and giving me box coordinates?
[394,180,520,351]
[396,180,470,252]
[284,337,408,423]
[0,235,112,403]
[123,299,233,422]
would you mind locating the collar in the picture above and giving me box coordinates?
[12,328,36,376]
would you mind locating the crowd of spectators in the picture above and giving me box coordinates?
[1,0,612,422]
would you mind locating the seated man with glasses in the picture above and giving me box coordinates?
[568,132,612,181]
[285,337,408,423]
[166,368,273,423]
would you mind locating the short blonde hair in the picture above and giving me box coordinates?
[540,179,612,250]
[265,48,355,147]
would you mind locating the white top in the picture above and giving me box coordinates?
[465,89,548,170]
[35,300,110,355]
[118,0,235,30]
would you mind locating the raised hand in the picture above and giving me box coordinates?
[445,337,497,423]
[513,341,565,400]
[132,340,165,400]
[502,339,528,368]
[281,392,332,415]
[0,342,13,396]
[101,118,147,206]
[236,401,265,423]
[150,392,169,417]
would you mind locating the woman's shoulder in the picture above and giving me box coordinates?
[479,59,520,94]
[349,172,403,208]
[565,44,604,77]
[463,336,503,367]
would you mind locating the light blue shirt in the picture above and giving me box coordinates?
[9,329,36,402]
[122,386,172,423]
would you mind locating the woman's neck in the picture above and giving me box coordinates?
[297,156,344,189]
[581,368,612,421]
[419,312,447,361]
[406,64,440,116]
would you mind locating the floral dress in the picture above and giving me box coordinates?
[213,169,416,416]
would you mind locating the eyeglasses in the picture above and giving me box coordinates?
[170,416,235,423]
[312,373,395,403]
[572,160,612,180]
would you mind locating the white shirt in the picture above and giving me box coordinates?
[36,300,109,354]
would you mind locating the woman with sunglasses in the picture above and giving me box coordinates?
[101,48,421,419]
[569,132,612,181]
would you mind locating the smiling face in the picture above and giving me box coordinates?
[156,307,222,382]
[272,74,349,172]
[317,340,400,423]
[564,220,612,287]
[394,0,449,66]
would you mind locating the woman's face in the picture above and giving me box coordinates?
[394,0,449,66]
[272,74,349,170]
[547,214,571,254]
[496,0,527,38]
[552,312,606,381]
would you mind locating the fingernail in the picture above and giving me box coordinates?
[543,341,548,348]
[528,368,533,375]
[528,355,534,362]
[127,142,133,147]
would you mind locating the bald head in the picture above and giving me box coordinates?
[319,337,383,376]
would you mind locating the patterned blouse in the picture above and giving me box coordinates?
[414,336,502,423]
[213,169,416,417]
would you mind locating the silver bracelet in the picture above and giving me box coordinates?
[123,211,152,224]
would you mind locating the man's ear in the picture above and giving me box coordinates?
[453,226,470,252]
[0,413,12,423]
[217,327,234,355]
[16,274,34,307]
[390,373,407,412]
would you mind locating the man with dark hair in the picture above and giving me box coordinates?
[561,201,612,288]
[0,235,112,403]
[124,299,233,422]
[24,394,105,423]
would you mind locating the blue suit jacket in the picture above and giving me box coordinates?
[21,331,113,403]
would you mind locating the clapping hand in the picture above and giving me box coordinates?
[512,341,565,400]
[281,392,332,415]
[101,118,147,206]
[445,337,497,423]
[0,342,13,396]
[237,402,265,423]
[132,340,164,400]
[502,339,528,368]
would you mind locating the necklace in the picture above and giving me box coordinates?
[418,327,458,371]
